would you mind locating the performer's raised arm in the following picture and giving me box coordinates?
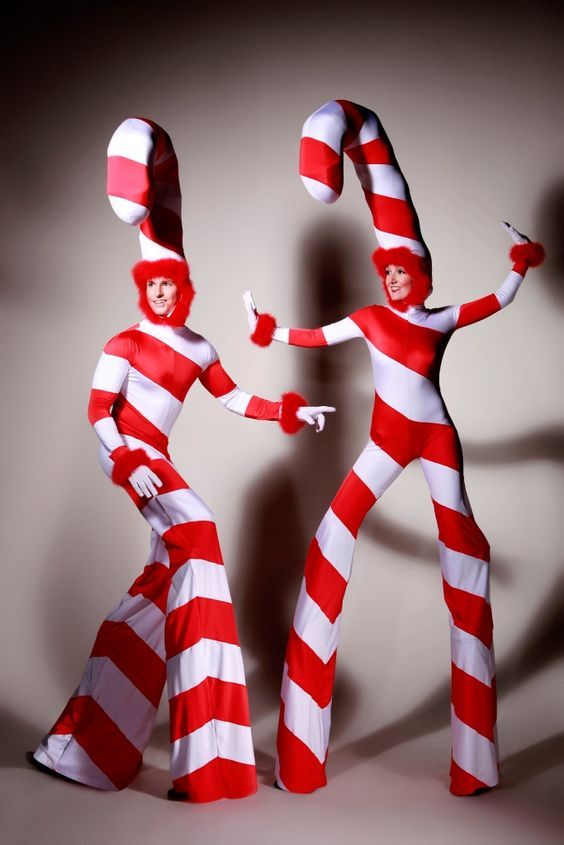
[243,290,363,348]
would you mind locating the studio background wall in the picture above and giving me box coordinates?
[1,1,562,841]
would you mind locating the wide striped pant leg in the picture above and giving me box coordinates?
[420,438,499,795]
[33,534,171,789]
[276,439,404,793]
[138,457,257,802]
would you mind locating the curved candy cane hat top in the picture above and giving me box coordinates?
[300,100,432,309]
[107,117,194,326]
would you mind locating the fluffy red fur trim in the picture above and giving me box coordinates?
[372,246,432,311]
[131,258,195,326]
[251,313,277,346]
[279,391,307,435]
[111,447,151,485]
[509,241,545,268]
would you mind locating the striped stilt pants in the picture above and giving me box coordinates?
[276,430,498,795]
[34,445,257,802]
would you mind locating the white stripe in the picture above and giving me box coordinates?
[302,100,346,154]
[322,317,363,345]
[94,417,125,454]
[273,326,290,343]
[170,720,254,778]
[138,229,184,261]
[367,340,450,424]
[315,507,355,582]
[107,592,166,660]
[420,459,470,515]
[354,163,407,201]
[141,487,213,535]
[450,623,495,687]
[169,559,232,612]
[136,319,217,370]
[352,440,403,497]
[300,175,340,204]
[34,736,117,790]
[121,366,183,435]
[281,664,331,763]
[451,705,498,787]
[76,658,158,751]
[122,435,168,462]
[216,386,252,416]
[107,117,154,164]
[345,109,380,148]
[167,639,246,698]
[440,542,490,601]
[146,530,171,567]
[373,228,426,256]
[107,195,149,226]
[293,580,341,664]
[92,351,129,393]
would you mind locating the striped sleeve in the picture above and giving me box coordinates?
[199,360,281,421]
[453,268,526,331]
[274,315,363,347]
[87,335,132,454]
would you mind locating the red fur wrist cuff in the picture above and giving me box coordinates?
[279,391,307,434]
[111,448,150,485]
[251,313,277,347]
[509,241,545,268]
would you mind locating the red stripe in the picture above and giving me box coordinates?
[128,562,171,614]
[304,539,348,624]
[285,627,336,708]
[351,305,449,380]
[50,694,142,790]
[346,138,393,165]
[450,758,490,796]
[288,327,327,347]
[276,700,327,793]
[330,470,376,538]
[164,521,224,571]
[433,501,490,561]
[169,678,251,740]
[141,204,183,256]
[165,597,239,657]
[451,663,496,741]
[457,294,500,329]
[364,191,419,240]
[299,137,343,193]
[198,360,236,398]
[173,758,257,802]
[336,99,367,146]
[107,156,152,207]
[443,579,493,647]
[245,394,280,421]
[88,389,117,425]
[91,620,166,707]
[112,395,170,458]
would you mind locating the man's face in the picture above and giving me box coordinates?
[384,265,414,302]
[146,277,178,316]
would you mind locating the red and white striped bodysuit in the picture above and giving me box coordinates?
[275,265,528,796]
[34,318,283,802]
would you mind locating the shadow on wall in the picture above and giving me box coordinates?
[537,180,564,309]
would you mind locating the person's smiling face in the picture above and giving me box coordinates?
[384,265,414,302]
[146,277,178,316]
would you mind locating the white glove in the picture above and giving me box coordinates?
[296,405,336,433]
[243,290,259,333]
[501,221,531,244]
[129,465,163,498]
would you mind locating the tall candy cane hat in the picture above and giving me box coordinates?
[107,118,194,326]
[300,100,432,309]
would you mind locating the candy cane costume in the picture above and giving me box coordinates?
[31,118,332,802]
[247,100,544,796]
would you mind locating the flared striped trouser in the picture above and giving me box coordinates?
[34,441,257,802]
[276,428,498,796]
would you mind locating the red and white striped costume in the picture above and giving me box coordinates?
[274,265,533,796]
[33,318,290,801]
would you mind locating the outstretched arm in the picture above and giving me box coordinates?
[198,358,335,433]
[451,223,545,331]
[243,291,363,348]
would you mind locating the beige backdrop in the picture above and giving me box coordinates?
[2,1,563,843]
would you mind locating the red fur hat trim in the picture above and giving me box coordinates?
[111,447,151,485]
[131,258,195,326]
[509,241,545,268]
[372,246,433,312]
[251,313,277,346]
[279,391,307,434]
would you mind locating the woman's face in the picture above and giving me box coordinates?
[384,265,414,301]
[146,277,178,316]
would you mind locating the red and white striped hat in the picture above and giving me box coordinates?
[300,100,432,307]
[107,118,194,325]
